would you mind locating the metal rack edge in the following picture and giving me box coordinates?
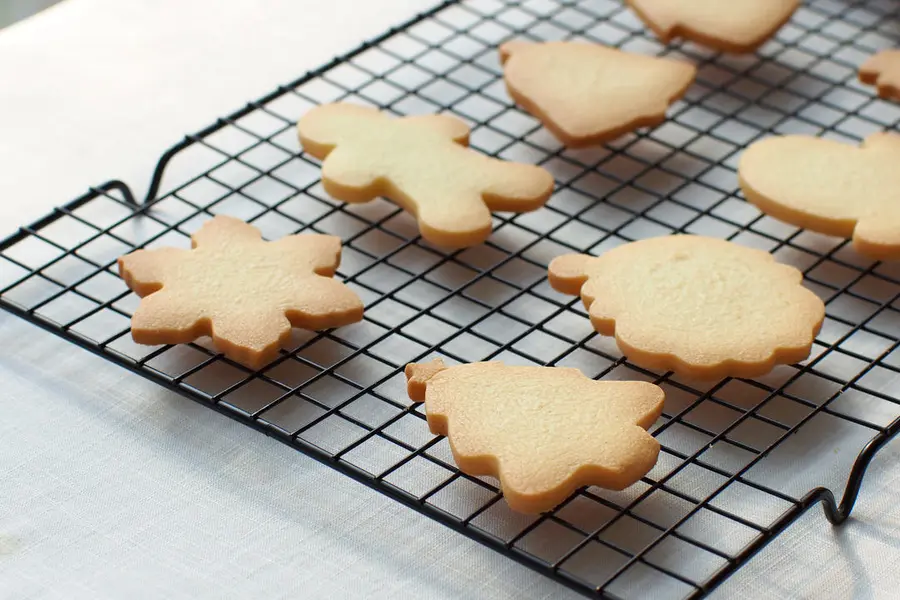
[3,0,900,596]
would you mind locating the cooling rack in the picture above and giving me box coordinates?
[2,0,900,598]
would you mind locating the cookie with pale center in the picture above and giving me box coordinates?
[549,235,825,379]
[297,103,554,248]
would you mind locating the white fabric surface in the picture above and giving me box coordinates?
[0,0,425,237]
[2,1,900,599]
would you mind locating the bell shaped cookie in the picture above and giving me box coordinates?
[627,0,800,53]
[499,41,696,147]
[860,50,900,103]
[406,359,665,513]
[739,133,900,260]
[549,235,824,379]
[118,215,364,368]
[297,103,554,248]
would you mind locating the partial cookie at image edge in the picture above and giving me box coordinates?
[859,49,900,103]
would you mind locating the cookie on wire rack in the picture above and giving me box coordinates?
[739,133,900,260]
[626,0,800,53]
[499,41,696,147]
[405,358,665,514]
[859,50,900,103]
[548,235,825,380]
[118,215,364,369]
[297,103,554,249]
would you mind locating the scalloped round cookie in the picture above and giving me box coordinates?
[548,235,825,379]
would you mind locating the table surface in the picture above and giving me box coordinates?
[2,1,900,599]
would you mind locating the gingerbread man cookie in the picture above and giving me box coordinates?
[859,50,900,103]
[739,133,900,260]
[406,359,664,513]
[499,41,696,147]
[549,235,824,379]
[118,215,364,369]
[627,0,800,53]
[297,103,554,248]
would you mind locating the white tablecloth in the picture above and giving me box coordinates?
[2,2,900,599]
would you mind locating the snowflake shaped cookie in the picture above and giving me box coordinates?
[118,215,364,368]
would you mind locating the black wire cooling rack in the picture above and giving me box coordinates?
[3,0,900,598]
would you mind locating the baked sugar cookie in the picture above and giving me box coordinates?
[118,215,364,369]
[297,103,554,248]
[499,41,696,147]
[627,0,800,53]
[549,235,824,379]
[860,50,900,102]
[405,359,664,513]
[739,133,900,260]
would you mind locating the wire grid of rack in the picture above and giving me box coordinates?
[2,0,900,598]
